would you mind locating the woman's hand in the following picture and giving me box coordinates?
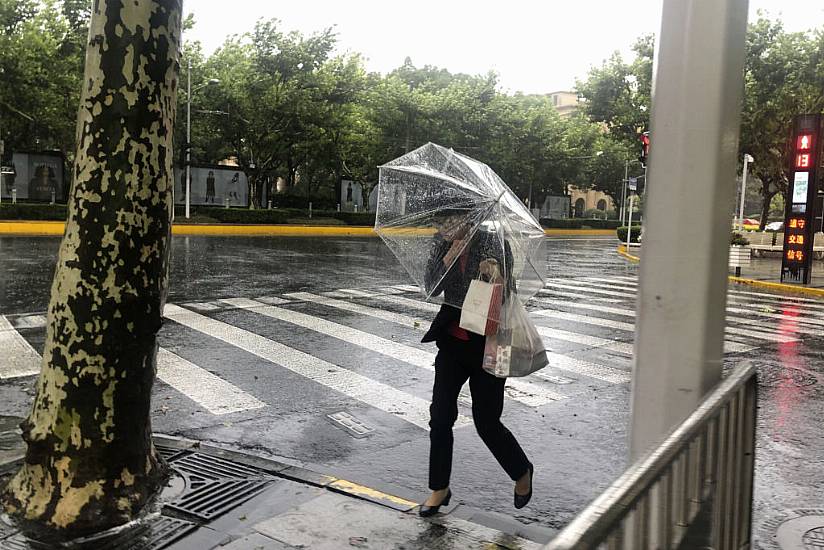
[479,258,502,282]
[442,239,466,267]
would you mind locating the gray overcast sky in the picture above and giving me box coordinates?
[184,1,824,95]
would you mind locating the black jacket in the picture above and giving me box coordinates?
[421,229,515,344]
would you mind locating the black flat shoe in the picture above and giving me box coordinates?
[514,464,533,509]
[419,489,452,517]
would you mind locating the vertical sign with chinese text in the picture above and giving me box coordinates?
[781,114,822,284]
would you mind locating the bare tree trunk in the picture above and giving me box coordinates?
[759,184,776,231]
[1,0,182,541]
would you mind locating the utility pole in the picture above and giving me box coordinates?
[737,153,753,230]
[629,0,749,460]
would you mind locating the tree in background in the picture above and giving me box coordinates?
[740,17,824,228]
[0,0,89,164]
[1,0,181,540]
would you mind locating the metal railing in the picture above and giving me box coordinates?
[546,363,757,550]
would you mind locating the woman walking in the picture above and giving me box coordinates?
[418,210,534,516]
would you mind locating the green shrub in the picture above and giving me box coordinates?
[617,225,643,243]
[540,218,623,229]
[582,208,609,220]
[0,203,68,220]
[730,232,750,246]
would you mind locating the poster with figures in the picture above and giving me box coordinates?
[2,152,65,201]
[340,179,364,212]
[174,166,248,207]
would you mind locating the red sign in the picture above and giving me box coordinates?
[797,134,813,151]
[796,153,811,169]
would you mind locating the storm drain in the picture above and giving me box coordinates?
[758,508,824,550]
[155,444,189,463]
[164,478,272,521]
[327,411,375,438]
[170,452,267,480]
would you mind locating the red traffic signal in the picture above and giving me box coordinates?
[639,132,650,166]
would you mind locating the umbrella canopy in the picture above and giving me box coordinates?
[374,143,546,311]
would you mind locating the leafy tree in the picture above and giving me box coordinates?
[740,17,824,228]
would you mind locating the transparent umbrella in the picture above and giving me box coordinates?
[374,142,547,312]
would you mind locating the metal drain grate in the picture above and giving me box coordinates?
[0,535,31,550]
[155,444,190,463]
[805,527,824,548]
[164,479,272,521]
[327,411,375,438]
[94,517,197,550]
[168,452,266,480]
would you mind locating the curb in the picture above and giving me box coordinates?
[0,220,616,237]
[617,244,640,263]
[151,434,419,513]
[615,245,824,298]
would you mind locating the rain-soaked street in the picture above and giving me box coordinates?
[1,234,823,545]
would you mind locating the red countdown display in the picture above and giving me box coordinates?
[782,115,822,284]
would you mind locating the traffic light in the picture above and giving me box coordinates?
[639,132,650,167]
[781,114,823,284]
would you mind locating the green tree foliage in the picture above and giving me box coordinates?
[740,17,824,228]
[0,0,88,161]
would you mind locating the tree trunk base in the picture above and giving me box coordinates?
[1,449,167,543]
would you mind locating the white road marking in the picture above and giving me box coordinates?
[392,285,422,293]
[536,288,624,303]
[338,288,380,298]
[164,303,447,430]
[0,316,41,379]
[534,310,758,352]
[255,296,292,305]
[13,315,47,329]
[544,352,631,384]
[369,294,443,314]
[221,298,566,408]
[156,348,266,415]
[284,292,427,328]
[535,325,634,355]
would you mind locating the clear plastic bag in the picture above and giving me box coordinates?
[482,299,548,378]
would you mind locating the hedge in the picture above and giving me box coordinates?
[1,202,376,226]
[540,218,623,229]
[0,203,68,220]
[616,225,643,243]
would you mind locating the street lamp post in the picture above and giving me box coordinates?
[184,58,220,219]
[737,153,753,230]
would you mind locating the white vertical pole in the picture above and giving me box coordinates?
[621,159,629,224]
[626,193,635,251]
[630,0,750,460]
[185,58,192,220]
[737,154,750,230]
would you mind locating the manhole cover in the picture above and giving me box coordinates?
[803,527,824,548]
[758,509,824,549]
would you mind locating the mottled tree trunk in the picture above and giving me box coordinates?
[1,0,182,541]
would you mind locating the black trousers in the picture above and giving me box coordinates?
[428,337,531,490]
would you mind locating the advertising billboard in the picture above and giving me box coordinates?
[174,166,248,207]
[1,152,66,201]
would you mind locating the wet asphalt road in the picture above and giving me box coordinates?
[0,234,822,544]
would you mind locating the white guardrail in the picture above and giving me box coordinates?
[546,362,757,550]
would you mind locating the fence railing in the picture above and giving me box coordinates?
[546,362,758,550]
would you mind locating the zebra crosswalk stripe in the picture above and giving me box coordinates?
[156,348,266,415]
[221,298,566,408]
[287,292,630,387]
[164,303,448,430]
[285,292,427,329]
[0,315,41,379]
[535,325,634,355]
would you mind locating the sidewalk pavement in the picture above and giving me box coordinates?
[0,425,553,550]
[622,243,824,293]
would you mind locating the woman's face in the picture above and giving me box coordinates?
[435,214,469,241]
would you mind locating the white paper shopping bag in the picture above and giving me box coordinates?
[459,279,502,335]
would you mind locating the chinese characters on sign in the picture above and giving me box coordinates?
[781,115,821,284]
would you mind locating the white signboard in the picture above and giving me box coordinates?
[792,171,809,204]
